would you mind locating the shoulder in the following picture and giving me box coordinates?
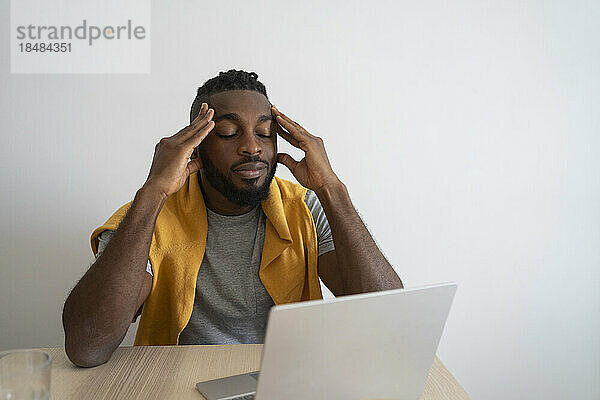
[105,201,134,227]
[274,176,308,202]
[303,189,320,210]
[90,201,133,254]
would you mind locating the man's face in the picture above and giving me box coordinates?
[194,90,278,207]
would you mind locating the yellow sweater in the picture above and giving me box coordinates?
[90,173,323,345]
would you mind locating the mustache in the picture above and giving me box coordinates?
[231,156,269,170]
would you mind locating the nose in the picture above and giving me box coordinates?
[238,130,261,156]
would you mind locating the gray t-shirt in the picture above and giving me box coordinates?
[96,190,334,344]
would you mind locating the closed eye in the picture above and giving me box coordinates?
[257,129,276,138]
[217,132,238,138]
[216,131,273,138]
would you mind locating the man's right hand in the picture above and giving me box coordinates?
[143,103,215,200]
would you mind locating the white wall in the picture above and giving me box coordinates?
[1,1,599,399]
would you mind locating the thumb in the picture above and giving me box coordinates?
[277,153,298,172]
[186,158,203,176]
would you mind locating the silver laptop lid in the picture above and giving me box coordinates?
[256,282,457,400]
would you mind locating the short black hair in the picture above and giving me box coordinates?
[189,69,268,123]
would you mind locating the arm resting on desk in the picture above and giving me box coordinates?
[62,184,161,367]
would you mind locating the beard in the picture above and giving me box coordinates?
[199,152,277,207]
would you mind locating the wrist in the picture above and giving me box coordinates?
[137,182,168,206]
[314,179,350,207]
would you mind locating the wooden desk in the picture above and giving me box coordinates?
[40,345,470,399]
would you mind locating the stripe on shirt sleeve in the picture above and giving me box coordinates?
[304,190,335,257]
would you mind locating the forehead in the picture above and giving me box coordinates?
[208,90,271,116]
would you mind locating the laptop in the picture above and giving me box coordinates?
[196,282,457,400]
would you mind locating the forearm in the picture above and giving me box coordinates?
[62,184,165,367]
[315,181,403,295]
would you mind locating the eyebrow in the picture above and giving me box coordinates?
[213,113,275,123]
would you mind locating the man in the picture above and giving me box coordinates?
[62,70,403,368]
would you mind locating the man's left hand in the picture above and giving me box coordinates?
[271,105,340,192]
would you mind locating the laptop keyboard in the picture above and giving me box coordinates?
[226,372,259,399]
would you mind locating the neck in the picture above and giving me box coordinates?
[198,172,255,216]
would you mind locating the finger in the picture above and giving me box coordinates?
[193,103,208,122]
[271,106,316,139]
[185,158,203,177]
[176,108,214,142]
[192,105,213,126]
[171,103,206,139]
[190,108,214,131]
[276,123,301,148]
[172,103,209,140]
[188,103,208,126]
[182,120,215,149]
[277,153,299,173]
[275,115,312,147]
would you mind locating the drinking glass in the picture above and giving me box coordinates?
[0,350,51,400]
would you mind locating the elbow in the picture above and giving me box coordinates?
[397,277,404,289]
[62,311,113,368]
[64,340,111,368]
[66,352,110,368]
